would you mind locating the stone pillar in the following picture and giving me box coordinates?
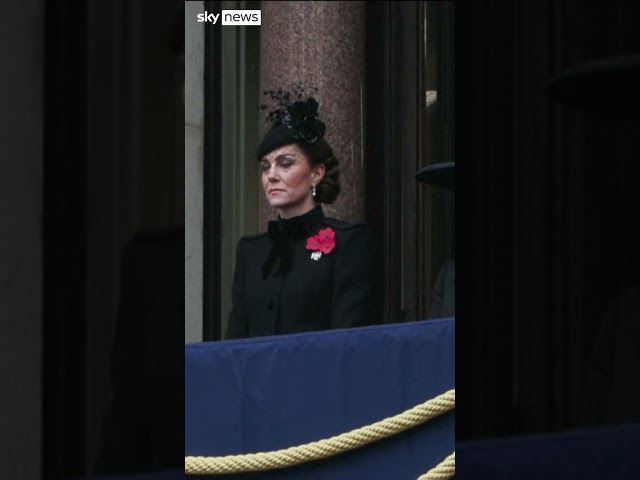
[185,1,205,342]
[259,1,365,228]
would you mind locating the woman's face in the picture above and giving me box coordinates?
[260,144,325,218]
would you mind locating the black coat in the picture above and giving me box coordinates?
[95,226,184,475]
[226,206,378,338]
[429,260,455,319]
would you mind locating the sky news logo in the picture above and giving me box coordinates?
[197,10,261,26]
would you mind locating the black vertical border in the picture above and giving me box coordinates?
[203,1,223,341]
[43,0,88,476]
[364,1,402,325]
[455,0,517,441]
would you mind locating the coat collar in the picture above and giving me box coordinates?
[262,205,325,279]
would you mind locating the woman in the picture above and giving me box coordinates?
[225,90,377,338]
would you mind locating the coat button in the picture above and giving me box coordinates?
[267,299,274,310]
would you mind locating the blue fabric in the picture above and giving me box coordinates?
[457,424,640,479]
[185,319,455,479]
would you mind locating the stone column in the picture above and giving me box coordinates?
[185,1,205,342]
[259,1,365,228]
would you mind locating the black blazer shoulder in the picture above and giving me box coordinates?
[235,218,376,258]
[322,216,373,231]
[236,217,373,239]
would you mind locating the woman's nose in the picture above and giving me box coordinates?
[267,166,279,180]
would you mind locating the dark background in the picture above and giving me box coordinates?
[457,0,640,439]
[43,0,184,477]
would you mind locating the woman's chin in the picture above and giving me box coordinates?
[268,200,288,210]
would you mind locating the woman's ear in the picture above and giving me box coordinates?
[311,163,326,184]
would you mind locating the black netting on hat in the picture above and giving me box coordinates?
[257,84,326,160]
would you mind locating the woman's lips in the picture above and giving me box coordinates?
[269,189,284,194]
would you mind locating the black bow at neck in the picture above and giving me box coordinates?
[262,205,325,279]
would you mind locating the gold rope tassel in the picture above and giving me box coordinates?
[185,389,455,475]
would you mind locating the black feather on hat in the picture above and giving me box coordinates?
[257,85,326,160]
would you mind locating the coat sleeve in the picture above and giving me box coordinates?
[331,226,378,329]
[225,238,249,339]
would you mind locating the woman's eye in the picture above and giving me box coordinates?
[260,163,270,171]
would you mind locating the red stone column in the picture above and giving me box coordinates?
[258,1,365,228]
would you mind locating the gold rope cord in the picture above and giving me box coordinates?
[185,389,455,476]
[417,452,455,479]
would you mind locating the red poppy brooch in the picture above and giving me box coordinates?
[305,227,336,261]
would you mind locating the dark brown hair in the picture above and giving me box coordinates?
[298,138,341,205]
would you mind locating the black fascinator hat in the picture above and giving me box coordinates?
[257,85,327,160]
